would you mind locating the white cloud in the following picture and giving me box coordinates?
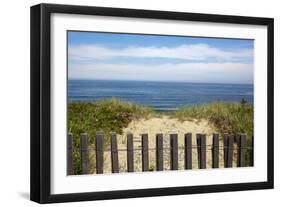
[69,62,253,84]
[69,43,253,62]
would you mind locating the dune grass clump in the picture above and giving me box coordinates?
[172,102,253,137]
[68,98,154,174]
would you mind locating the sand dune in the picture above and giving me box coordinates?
[90,116,237,174]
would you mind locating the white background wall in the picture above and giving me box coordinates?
[0,0,279,206]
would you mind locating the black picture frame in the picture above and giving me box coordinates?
[30,3,274,204]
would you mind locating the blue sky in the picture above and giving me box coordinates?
[68,31,254,84]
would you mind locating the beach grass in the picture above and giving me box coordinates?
[171,102,253,137]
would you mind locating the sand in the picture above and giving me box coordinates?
[89,116,237,174]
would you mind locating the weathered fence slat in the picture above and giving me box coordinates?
[80,133,89,174]
[111,133,119,173]
[237,134,246,167]
[127,133,134,172]
[142,134,149,171]
[223,134,228,167]
[250,135,254,166]
[196,134,201,168]
[224,135,234,168]
[184,133,192,169]
[212,134,219,168]
[227,135,234,167]
[170,134,178,170]
[197,134,206,169]
[96,132,104,174]
[67,133,74,175]
[201,134,207,169]
[156,134,163,171]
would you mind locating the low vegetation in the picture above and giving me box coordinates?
[171,101,253,137]
[68,98,154,174]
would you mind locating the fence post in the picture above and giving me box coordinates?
[197,134,206,169]
[142,134,149,171]
[224,135,234,168]
[67,133,74,175]
[111,132,119,173]
[212,134,219,168]
[127,133,134,172]
[156,134,163,171]
[170,134,178,170]
[96,132,104,174]
[237,134,246,167]
[184,133,192,169]
[80,133,89,174]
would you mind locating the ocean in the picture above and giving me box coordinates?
[68,79,253,111]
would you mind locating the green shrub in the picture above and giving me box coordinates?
[68,98,153,174]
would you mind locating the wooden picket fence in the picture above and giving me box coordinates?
[67,133,253,175]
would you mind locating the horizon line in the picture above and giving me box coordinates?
[68,78,253,85]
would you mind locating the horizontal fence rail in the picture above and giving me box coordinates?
[67,132,254,175]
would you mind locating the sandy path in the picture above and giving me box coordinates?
[90,116,237,174]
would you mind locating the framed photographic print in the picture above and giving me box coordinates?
[30,3,274,203]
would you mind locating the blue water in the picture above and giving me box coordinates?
[68,79,253,111]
